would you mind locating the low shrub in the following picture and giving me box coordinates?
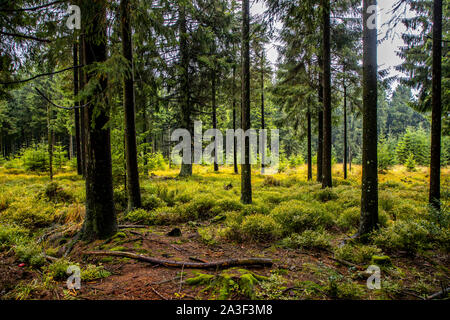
[334,244,382,264]
[314,188,338,202]
[0,224,29,251]
[281,229,331,250]
[271,200,333,234]
[40,182,74,203]
[14,242,46,268]
[126,209,156,225]
[225,214,282,242]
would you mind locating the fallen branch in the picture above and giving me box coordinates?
[329,257,361,269]
[118,224,149,229]
[150,286,168,300]
[427,287,450,300]
[86,251,273,269]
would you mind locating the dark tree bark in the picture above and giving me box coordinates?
[429,0,442,209]
[121,0,141,211]
[321,0,332,189]
[317,60,324,183]
[46,104,53,181]
[307,108,312,180]
[212,68,219,172]
[232,62,238,174]
[241,0,252,204]
[81,0,117,240]
[178,5,193,177]
[343,65,348,180]
[73,43,82,176]
[79,35,86,178]
[359,0,379,236]
[260,51,266,174]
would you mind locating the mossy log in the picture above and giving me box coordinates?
[86,251,273,269]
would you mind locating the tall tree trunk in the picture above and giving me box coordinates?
[73,43,82,175]
[260,51,266,175]
[178,5,193,177]
[307,108,312,180]
[47,104,53,181]
[143,104,149,177]
[359,0,379,236]
[322,0,332,189]
[79,35,87,178]
[81,0,117,240]
[121,0,141,211]
[343,66,348,180]
[232,62,238,174]
[317,60,324,182]
[212,68,219,172]
[241,0,252,204]
[429,0,442,209]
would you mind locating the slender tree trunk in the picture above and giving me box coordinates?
[322,0,332,189]
[241,0,252,204]
[69,134,73,160]
[212,68,219,172]
[359,0,379,236]
[81,0,117,240]
[232,62,238,174]
[343,66,348,180]
[179,5,193,177]
[143,104,149,177]
[317,60,324,182]
[307,108,312,180]
[429,0,442,209]
[73,43,82,175]
[47,104,53,181]
[260,51,266,175]
[121,0,141,210]
[79,35,87,178]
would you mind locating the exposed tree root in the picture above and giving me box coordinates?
[86,250,273,269]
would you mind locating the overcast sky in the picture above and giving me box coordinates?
[251,0,415,81]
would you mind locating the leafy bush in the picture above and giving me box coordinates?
[0,224,29,251]
[53,145,68,168]
[46,259,73,280]
[336,207,360,231]
[141,194,164,211]
[405,154,416,172]
[40,182,74,203]
[263,176,281,187]
[1,201,55,229]
[21,144,49,172]
[281,229,331,250]
[378,137,395,172]
[14,242,46,268]
[270,200,333,234]
[372,220,431,253]
[239,214,282,242]
[314,188,338,202]
[396,127,429,165]
[289,154,304,168]
[146,152,167,171]
[126,208,156,225]
[334,244,382,264]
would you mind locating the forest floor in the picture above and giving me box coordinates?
[0,164,449,300]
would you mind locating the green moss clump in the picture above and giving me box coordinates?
[371,255,392,266]
[185,269,268,300]
[109,246,128,252]
[185,273,215,286]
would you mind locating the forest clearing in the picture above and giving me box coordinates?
[0,164,448,300]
